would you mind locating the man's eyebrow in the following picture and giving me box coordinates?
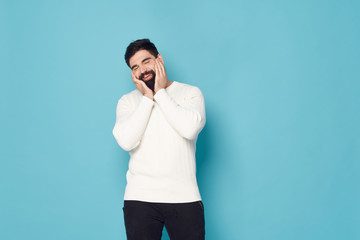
[131,57,152,70]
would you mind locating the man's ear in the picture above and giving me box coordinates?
[157,54,164,65]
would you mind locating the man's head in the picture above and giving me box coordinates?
[125,39,162,91]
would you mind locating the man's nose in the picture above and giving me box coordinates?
[139,65,147,73]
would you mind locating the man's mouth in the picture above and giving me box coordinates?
[139,70,155,82]
[142,73,152,81]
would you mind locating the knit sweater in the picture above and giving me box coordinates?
[112,81,206,203]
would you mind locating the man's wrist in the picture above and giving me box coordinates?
[144,92,154,100]
[155,87,165,94]
[153,88,166,101]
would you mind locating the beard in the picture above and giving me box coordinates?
[139,70,156,92]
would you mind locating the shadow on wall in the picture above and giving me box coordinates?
[196,105,225,240]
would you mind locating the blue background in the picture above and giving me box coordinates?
[1,0,359,239]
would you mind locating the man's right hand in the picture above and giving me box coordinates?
[131,71,154,100]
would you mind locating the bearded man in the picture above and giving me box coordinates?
[112,39,206,240]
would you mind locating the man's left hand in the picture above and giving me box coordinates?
[154,56,168,93]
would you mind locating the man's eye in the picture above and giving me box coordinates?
[144,60,150,64]
[133,67,138,71]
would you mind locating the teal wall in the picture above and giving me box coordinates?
[1,0,359,239]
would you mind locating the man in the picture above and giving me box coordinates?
[112,39,206,240]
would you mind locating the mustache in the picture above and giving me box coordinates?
[139,70,156,81]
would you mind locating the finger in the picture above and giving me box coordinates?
[131,71,137,80]
[156,58,163,76]
[132,71,142,82]
[131,71,137,83]
[131,72,143,86]
[134,77,148,90]
[155,59,160,77]
[140,80,151,92]
[134,78,144,87]
[158,59,166,76]
[158,55,165,71]
[158,54,164,65]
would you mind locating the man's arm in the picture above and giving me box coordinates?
[153,56,206,140]
[154,87,206,140]
[112,95,154,151]
[113,70,154,151]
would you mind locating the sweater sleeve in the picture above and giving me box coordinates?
[153,86,206,140]
[112,95,154,151]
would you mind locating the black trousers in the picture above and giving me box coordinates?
[123,200,205,240]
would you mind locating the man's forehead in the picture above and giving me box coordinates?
[129,50,155,66]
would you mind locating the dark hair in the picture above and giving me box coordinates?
[124,39,159,67]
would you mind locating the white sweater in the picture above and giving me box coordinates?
[112,81,206,203]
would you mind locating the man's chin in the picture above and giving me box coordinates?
[143,78,155,92]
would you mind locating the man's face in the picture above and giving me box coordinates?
[129,49,157,91]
